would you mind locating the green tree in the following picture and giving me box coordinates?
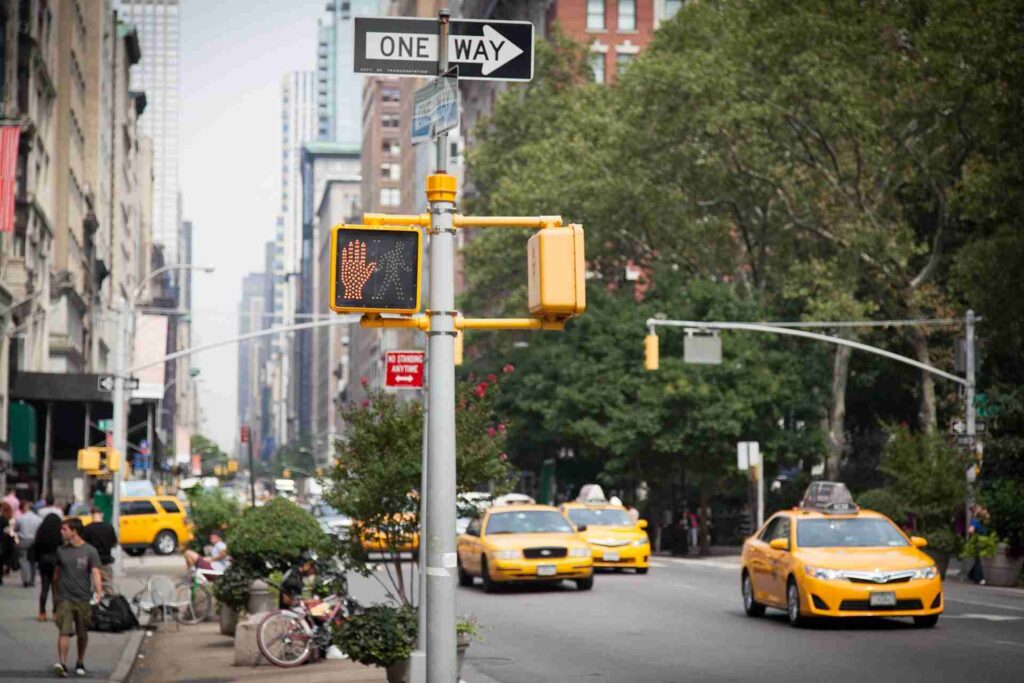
[190,434,228,475]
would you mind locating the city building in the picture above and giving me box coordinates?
[302,142,360,462]
[237,271,267,456]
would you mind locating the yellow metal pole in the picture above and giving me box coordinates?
[453,215,562,229]
[458,317,565,331]
[362,213,430,227]
[358,314,429,330]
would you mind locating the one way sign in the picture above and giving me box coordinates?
[354,17,534,81]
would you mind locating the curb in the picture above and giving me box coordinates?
[108,628,146,683]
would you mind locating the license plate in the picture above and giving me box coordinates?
[869,591,897,607]
[536,565,557,576]
[602,551,620,562]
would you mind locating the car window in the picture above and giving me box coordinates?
[485,511,574,535]
[121,500,157,516]
[566,507,632,528]
[159,500,181,514]
[797,518,910,548]
[466,518,481,537]
[758,517,780,542]
[772,517,791,542]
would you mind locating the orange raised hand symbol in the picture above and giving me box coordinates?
[341,239,377,299]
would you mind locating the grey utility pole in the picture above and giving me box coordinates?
[424,10,458,682]
[964,309,976,537]
[110,304,129,576]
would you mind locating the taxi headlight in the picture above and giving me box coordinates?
[493,550,520,560]
[632,539,648,547]
[803,565,842,581]
[569,548,590,558]
[912,566,938,580]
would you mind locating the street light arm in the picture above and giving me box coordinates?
[130,263,214,307]
[646,318,970,387]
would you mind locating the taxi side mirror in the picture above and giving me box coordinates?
[576,524,588,533]
[637,519,648,530]
[769,538,790,551]
[911,536,928,549]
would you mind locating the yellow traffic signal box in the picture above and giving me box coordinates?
[644,334,659,371]
[77,447,122,474]
[330,224,422,315]
[527,225,586,320]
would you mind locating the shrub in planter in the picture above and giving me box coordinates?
[961,532,999,560]
[184,487,241,553]
[982,480,1024,551]
[335,605,417,669]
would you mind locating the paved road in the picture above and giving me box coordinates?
[352,556,1024,683]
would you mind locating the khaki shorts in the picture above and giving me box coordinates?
[55,600,91,637]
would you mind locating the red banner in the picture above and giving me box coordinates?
[0,125,20,233]
[385,350,425,389]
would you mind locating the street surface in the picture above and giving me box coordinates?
[350,556,1024,683]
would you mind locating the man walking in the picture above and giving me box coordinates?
[15,500,42,586]
[53,518,102,678]
[82,508,117,595]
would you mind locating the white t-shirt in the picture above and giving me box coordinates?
[208,540,229,572]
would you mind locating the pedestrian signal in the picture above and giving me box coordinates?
[527,225,585,321]
[330,225,422,315]
[77,447,122,474]
[644,334,659,371]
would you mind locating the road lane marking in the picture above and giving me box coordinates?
[658,557,740,571]
[942,613,1022,622]
[946,597,1024,613]
[649,561,667,568]
[996,641,1024,649]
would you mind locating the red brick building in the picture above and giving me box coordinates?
[549,1,683,83]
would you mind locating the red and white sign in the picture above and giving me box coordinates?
[240,425,250,443]
[386,350,425,389]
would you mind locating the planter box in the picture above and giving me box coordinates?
[981,552,1024,587]
[386,659,410,683]
[219,605,238,637]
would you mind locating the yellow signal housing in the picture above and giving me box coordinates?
[454,329,464,366]
[228,460,239,473]
[78,448,101,472]
[283,468,291,478]
[644,334,659,371]
[527,224,586,321]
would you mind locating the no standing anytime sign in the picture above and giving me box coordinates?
[386,350,425,389]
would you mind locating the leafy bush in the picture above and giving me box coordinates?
[227,497,331,567]
[962,532,1000,559]
[335,605,416,668]
[184,487,240,552]
[212,563,259,612]
[981,480,1024,549]
[919,527,962,555]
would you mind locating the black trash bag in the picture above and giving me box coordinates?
[90,595,139,632]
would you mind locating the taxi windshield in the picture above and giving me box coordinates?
[486,511,574,535]
[797,518,909,548]
[566,508,633,528]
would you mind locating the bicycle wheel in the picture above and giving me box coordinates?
[257,610,313,667]
[173,580,212,625]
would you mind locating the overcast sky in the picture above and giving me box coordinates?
[180,0,324,450]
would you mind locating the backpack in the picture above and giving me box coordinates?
[90,595,139,632]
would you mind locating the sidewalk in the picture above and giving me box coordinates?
[0,563,148,682]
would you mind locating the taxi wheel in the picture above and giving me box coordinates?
[786,579,805,627]
[457,558,473,587]
[480,558,497,593]
[913,615,939,628]
[742,572,765,617]
[636,567,649,575]
[153,531,178,556]
[576,577,594,591]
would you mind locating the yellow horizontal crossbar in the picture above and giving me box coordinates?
[357,314,566,332]
[360,214,563,230]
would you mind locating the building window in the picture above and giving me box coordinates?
[589,53,605,84]
[618,0,636,31]
[381,86,400,103]
[382,114,400,128]
[382,140,401,156]
[379,188,400,206]
[380,163,400,180]
[587,0,606,30]
[616,52,635,74]
[665,0,684,19]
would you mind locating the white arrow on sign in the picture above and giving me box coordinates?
[395,375,415,383]
[366,25,524,76]
[98,376,115,392]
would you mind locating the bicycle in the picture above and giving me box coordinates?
[171,565,217,625]
[256,590,356,667]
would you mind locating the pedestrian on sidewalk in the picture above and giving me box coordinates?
[1,501,17,583]
[53,518,103,678]
[34,513,63,622]
[3,487,20,520]
[687,508,700,553]
[82,508,118,596]
[38,497,64,521]
[15,500,43,587]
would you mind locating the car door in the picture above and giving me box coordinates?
[748,517,780,602]
[763,516,792,605]
[120,499,159,545]
[458,518,483,574]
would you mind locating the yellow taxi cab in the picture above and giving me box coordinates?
[741,482,942,628]
[83,495,192,557]
[359,512,419,555]
[456,504,594,592]
[560,501,651,573]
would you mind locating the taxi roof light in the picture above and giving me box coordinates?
[799,481,859,515]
